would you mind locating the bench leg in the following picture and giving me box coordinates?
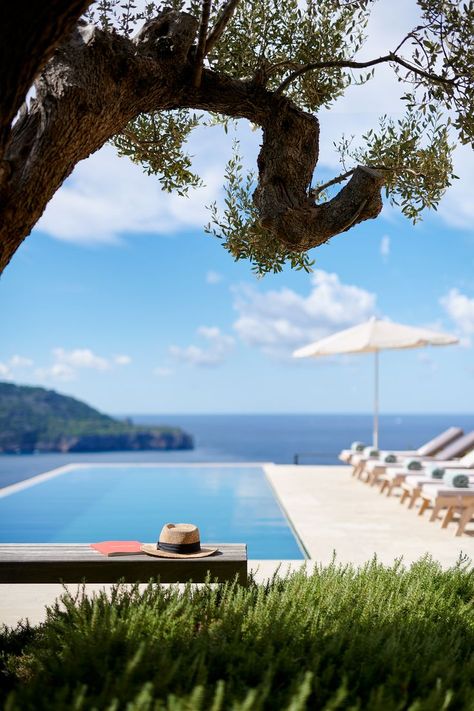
[369,471,381,487]
[418,498,430,517]
[400,489,409,505]
[386,479,398,497]
[408,489,420,510]
[456,506,474,537]
[429,502,443,522]
[441,506,455,529]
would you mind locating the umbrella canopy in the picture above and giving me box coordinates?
[293,317,458,448]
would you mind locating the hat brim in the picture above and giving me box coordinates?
[140,544,218,559]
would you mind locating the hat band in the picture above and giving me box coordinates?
[157,540,201,554]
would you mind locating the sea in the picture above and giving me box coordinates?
[1,413,473,490]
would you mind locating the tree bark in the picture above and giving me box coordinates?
[0,0,93,159]
[0,10,385,274]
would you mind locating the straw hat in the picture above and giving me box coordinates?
[141,523,218,559]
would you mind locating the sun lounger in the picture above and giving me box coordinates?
[349,446,381,476]
[339,441,366,464]
[358,427,463,486]
[418,482,474,526]
[400,469,474,509]
[377,432,474,496]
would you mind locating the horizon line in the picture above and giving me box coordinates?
[114,411,474,417]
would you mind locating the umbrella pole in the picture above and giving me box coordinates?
[373,350,379,449]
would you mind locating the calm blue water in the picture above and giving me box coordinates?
[1,414,473,489]
[0,465,304,559]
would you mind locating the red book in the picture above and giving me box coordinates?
[91,541,144,557]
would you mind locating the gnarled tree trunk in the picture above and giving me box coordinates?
[0,9,385,274]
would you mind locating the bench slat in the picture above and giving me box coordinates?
[0,544,247,585]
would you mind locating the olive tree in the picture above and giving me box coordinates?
[0,0,472,275]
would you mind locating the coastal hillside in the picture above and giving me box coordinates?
[0,382,193,453]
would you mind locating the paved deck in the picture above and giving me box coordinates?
[1,464,473,627]
[265,464,474,566]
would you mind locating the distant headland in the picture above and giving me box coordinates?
[0,382,193,454]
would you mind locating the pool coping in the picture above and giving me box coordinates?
[263,464,310,559]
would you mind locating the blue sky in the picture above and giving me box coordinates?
[0,0,473,415]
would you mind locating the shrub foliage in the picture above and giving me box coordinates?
[1,557,474,710]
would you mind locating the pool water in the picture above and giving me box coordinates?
[0,464,305,559]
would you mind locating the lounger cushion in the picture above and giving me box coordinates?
[434,431,474,461]
[404,475,441,487]
[417,426,463,456]
[421,484,474,498]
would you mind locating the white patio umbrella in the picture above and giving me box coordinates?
[293,317,458,449]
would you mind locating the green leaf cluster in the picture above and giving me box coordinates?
[2,556,474,709]
[337,106,456,222]
[87,1,473,272]
[112,111,202,196]
[394,0,474,148]
[205,141,314,275]
[206,0,372,111]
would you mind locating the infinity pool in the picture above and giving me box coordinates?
[0,464,305,559]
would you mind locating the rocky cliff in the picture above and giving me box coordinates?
[0,382,193,453]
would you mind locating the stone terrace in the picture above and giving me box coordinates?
[1,464,473,627]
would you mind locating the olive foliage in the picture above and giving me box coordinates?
[6,0,473,275]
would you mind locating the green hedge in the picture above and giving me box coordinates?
[1,557,474,710]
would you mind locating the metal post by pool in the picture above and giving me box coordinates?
[373,350,379,449]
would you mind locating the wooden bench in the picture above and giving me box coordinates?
[0,544,248,585]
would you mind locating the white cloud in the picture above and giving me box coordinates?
[169,326,235,367]
[9,355,34,368]
[380,234,390,260]
[0,362,12,379]
[0,355,34,380]
[233,270,376,358]
[35,129,236,245]
[33,347,132,383]
[53,347,110,371]
[9,355,33,368]
[440,289,474,340]
[206,270,223,285]
[35,363,76,382]
[114,354,132,366]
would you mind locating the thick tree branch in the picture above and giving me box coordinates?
[193,0,212,88]
[205,0,241,55]
[312,170,355,197]
[0,0,93,161]
[0,11,199,272]
[276,52,457,95]
[312,165,426,197]
[0,12,389,273]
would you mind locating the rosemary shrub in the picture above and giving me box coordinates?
[1,556,473,710]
